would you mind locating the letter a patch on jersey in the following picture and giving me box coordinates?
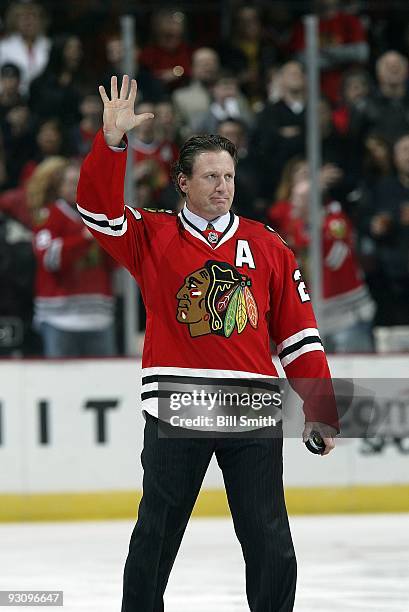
[235,240,255,269]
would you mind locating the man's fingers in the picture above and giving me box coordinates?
[322,437,335,456]
[111,75,118,100]
[128,79,138,104]
[98,85,109,105]
[302,423,313,443]
[120,74,129,99]
[133,112,155,128]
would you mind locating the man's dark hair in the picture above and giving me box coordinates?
[172,134,238,196]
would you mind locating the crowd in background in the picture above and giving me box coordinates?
[0,0,409,357]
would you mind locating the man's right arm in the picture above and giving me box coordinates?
[76,75,154,279]
[76,130,144,278]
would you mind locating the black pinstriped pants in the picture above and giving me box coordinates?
[121,414,296,611]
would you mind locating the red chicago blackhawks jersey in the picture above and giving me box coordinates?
[33,198,115,330]
[77,130,337,426]
[268,199,374,334]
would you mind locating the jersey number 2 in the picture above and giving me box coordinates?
[293,269,310,303]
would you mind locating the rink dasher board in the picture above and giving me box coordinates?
[0,356,408,520]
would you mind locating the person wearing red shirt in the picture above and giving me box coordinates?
[33,161,116,357]
[268,158,374,352]
[290,0,369,104]
[139,9,192,91]
[129,100,179,204]
[76,75,338,612]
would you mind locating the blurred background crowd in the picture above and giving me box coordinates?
[0,0,409,357]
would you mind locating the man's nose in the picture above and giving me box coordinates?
[215,177,227,192]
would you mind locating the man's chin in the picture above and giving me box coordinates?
[209,201,231,214]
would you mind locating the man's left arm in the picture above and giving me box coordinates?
[269,244,338,455]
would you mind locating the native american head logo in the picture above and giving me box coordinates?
[176,260,259,338]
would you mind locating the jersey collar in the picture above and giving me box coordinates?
[181,203,231,232]
[179,203,239,249]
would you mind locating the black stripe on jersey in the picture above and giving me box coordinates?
[142,390,176,401]
[142,374,279,393]
[181,210,234,240]
[278,335,322,360]
[78,209,126,231]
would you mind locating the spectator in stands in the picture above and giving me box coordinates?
[346,134,394,324]
[19,118,68,184]
[0,209,35,356]
[267,157,375,353]
[332,69,373,144]
[251,61,306,199]
[172,47,220,136]
[291,0,369,104]
[369,133,409,350]
[71,93,103,157]
[192,71,253,135]
[135,176,156,210]
[152,99,181,209]
[217,118,261,220]
[33,161,117,357]
[129,101,178,206]
[0,63,25,124]
[154,99,181,146]
[367,51,409,144]
[319,96,359,204]
[99,34,164,104]
[363,134,393,182]
[264,2,297,63]
[218,5,276,104]
[0,156,67,357]
[349,133,393,223]
[139,9,192,91]
[29,34,86,126]
[0,1,51,94]
[0,155,67,229]
[1,102,35,188]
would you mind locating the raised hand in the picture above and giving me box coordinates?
[98,75,154,147]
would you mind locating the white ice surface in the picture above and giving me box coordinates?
[0,514,408,611]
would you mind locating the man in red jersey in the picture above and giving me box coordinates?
[77,75,338,612]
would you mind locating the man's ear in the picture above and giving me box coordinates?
[178,172,188,194]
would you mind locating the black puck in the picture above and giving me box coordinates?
[305,431,326,455]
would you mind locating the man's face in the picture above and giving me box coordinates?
[280,62,305,93]
[37,122,61,154]
[179,151,235,220]
[377,52,408,87]
[192,49,219,83]
[106,38,123,64]
[344,76,368,104]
